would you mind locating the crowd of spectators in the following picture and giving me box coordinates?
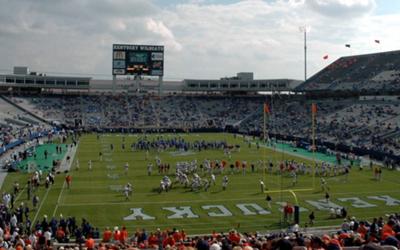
[2,210,400,250]
[8,94,400,159]
[12,95,261,130]
[240,100,400,157]
[0,100,55,170]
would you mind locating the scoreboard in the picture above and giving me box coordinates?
[112,44,164,76]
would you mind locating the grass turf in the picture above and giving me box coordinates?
[2,133,400,235]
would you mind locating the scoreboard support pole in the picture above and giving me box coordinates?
[112,75,116,94]
[158,76,163,96]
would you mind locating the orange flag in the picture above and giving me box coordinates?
[311,103,317,114]
[264,103,270,114]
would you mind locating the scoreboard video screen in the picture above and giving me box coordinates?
[112,44,164,76]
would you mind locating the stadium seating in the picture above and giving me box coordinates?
[0,96,55,172]
[7,94,400,164]
[297,50,400,92]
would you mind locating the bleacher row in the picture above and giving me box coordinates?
[297,50,400,92]
[0,97,56,171]
[240,100,400,156]
[6,95,400,161]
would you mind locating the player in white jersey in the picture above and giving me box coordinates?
[222,175,229,190]
[155,156,161,167]
[88,160,92,171]
[320,177,329,191]
[124,183,132,201]
[124,162,129,175]
[211,174,216,186]
[147,163,153,176]
[260,179,265,193]
[291,172,297,186]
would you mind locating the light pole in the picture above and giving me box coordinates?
[299,26,310,82]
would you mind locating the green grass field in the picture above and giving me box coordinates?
[2,133,400,235]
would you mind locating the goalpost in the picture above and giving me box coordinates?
[260,102,319,228]
[27,161,37,173]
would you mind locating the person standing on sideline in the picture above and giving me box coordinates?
[32,195,39,210]
[266,194,272,208]
[65,175,72,189]
[27,181,31,200]
[325,192,330,203]
[308,211,315,226]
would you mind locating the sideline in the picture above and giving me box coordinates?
[52,142,80,217]
[31,185,52,228]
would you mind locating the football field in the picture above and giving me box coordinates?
[3,133,400,234]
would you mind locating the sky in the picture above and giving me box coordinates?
[0,0,399,80]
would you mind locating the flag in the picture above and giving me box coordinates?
[323,55,328,60]
[345,44,351,48]
[311,103,317,114]
[375,40,380,44]
[263,103,270,114]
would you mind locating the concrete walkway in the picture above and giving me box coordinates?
[0,171,7,190]
[57,143,78,172]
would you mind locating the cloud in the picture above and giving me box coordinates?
[146,19,182,51]
[0,0,398,81]
[306,0,376,18]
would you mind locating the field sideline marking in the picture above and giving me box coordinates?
[266,188,313,193]
[31,185,52,228]
[52,180,67,217]
[52,141,80,217]
[59,185,400,199]
[14,184,27,203]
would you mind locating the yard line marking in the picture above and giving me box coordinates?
[52,181,67,217]
[266,188,313,193]
[31,185,52,229]
[58,189,400,207]
[58,186,400,199]
[14,184,27,203]
[52,141,80,217]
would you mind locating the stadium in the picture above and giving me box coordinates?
[1,1,400,250]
